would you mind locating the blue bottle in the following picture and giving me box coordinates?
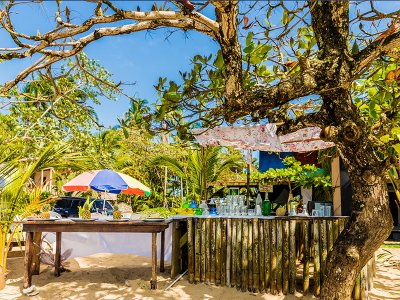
[189,200,198,209]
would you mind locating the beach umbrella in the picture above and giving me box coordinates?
[62,169,151,196]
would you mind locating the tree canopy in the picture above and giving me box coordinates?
[2,1,400,298]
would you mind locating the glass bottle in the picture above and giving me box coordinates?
[189,200,198,209]
[181,198,190,209]
[262,195,271,216]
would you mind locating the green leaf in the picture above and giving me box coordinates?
[351,42,359,55]
[380,135,390,143]
[393,144,400,154]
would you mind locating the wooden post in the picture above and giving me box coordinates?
[313,220,321,297]
[236,219,243,290]
[210,218,216,283]
[248,219,253,292]
[353,273,361,300]
[265,220,271,292]
[320,220,328,280]
[23,232,34,288]
[201,218,206,282]
[327,220,334,252]
[360,265,367,300]
[54,232,62,277]
[221,218,227,286]
[276,219,283,294]
[241,219,249,292]
[151,233,158,289]
[160,230,165,273]
[231,218,237,287]
[271,219,277,294]
[32,232,42,275]
[215,218,221,285]
[302,220,310,295]
[194,219,201,282]
[253,218,260,293]
[282,220,289,295]
[259,219,265,292]
[206,218,211,284]
[226,218,232,287]
[289,219,297,294]
[171,221,181,278]
[331,156,342,216]
[333,219,339,242]
[187,218,194,284]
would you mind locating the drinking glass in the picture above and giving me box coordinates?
[311,209,319,217]
[325,206,331,217]
[247,208,255,216]
[319,206,325,217]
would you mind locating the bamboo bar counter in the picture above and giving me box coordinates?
[171,216,375,298]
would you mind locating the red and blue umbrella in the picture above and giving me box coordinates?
[62,169,151,196]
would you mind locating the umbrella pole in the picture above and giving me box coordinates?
[246,162,250,206]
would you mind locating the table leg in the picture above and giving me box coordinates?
[23,232,34,288]
[160,230,165,272]
[151,232,157,289]
[32,232,42,275]
[54,232,62,277]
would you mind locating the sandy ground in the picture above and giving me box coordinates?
[0,248,399,300]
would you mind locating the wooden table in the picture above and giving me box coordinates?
[22,219,171,290]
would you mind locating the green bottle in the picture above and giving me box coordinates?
[195,207,202,215]
[262,194,271,216]
[181,198,190,208]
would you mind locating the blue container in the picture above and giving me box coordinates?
[189,200,198,209]
[209,207,217,215]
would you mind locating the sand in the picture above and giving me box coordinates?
[0,248,399,300]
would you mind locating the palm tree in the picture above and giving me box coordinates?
[0,143,88,276]
[151,146,243,201]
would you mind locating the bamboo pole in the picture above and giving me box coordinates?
[195,219,201,283]
[242,219,249,292]
[289,219,297,294]
[265,220,271,292]
[205,218,211,284]
[282,220,289,295]
[302,220,310,295]
[360,265,367,300]
[210,218,216,283]
[313,220,321,297]
[253,218,260,292]
[248,219,254,292]
[333,219,339,242]
[353,273,361,300]
[226,218,232,287]
[201,218,206,282]
[216,218,221,285]
[187,218,194,284]
[231,218,237,287]
[236,219,243,290]
[276,219,283,294]
[259,219,265,292]
[221,218,227,286]
[327,220,334,252]
[320,220,328,281]
[271,219,277,294]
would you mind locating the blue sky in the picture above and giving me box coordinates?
[0,1,219,128]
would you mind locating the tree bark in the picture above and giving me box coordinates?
[321,173,392,299]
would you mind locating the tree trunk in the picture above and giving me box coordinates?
[320,169,392,299]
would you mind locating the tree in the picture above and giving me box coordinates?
[151,146,243,200]
[1,1,400,298]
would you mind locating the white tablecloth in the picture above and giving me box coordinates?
[44,223,173,262]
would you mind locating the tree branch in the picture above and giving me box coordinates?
[353,31,400,77]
